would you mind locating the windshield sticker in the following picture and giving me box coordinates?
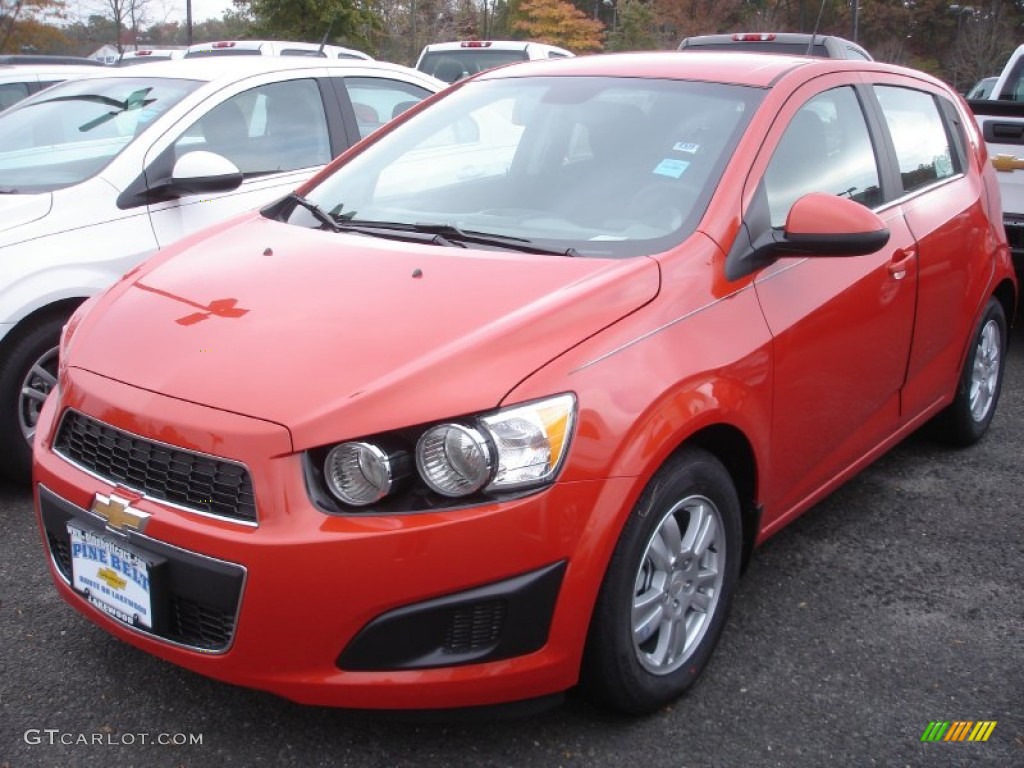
[672,142,700,154]
[653,158,690,179]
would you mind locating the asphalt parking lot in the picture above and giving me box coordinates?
[1,336,1022,768]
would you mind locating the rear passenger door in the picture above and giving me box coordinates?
[866,77,995,420]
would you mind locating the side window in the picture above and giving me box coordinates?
[995,56,1024,101]
[174,79,330,176]
[0,82,30,111]
[764,86,881,227]
[340,77,433,139]
[873,85,957,194]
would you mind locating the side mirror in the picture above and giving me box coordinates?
[726,192,890,280]
[781,193,890,255]
[170,150,243,195]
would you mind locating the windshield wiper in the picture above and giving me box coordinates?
[336,220,578,256]
[287,193,342,232]
[48,88,157,133]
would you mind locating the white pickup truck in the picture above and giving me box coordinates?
[970,43,1024,273]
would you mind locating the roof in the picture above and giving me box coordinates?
[57,56,435,86]
[474,51,808,88]
[470,50,930,90]
[0,54,106,67]
[0,64,109,79]
[420,40,572,55]
[183,40,372,60]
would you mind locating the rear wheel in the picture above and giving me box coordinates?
[583,448,742,714]
[932,298,1007,446]
[0,315,66,484]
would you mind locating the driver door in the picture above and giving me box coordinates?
[143,77,334,248]
[750,82,919,522]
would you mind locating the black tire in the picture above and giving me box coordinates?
[0,315,66,485]
[583,447,742,715]
[931,298,1008,447]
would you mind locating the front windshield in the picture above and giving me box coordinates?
[298,76,763,258]
[0,76,199,192]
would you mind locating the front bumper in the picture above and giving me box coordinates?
[34,367,634,709]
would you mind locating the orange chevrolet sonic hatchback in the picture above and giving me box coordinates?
[34,52,1016,714]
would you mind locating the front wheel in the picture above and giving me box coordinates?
[583,448,742,714]
[932,298,1008,447]
[0,315,66,484]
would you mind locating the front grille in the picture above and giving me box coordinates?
[48,532,72,579]
[40,485,244,653]
[55,410,256,524]
[444,601,506,654]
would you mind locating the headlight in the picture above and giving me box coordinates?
[414,393,576,499]
[416,424,493,497]
[310,393,576,511]
[480,395,574,491]
[325,442,398,506]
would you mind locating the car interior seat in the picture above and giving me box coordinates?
[549,100,649,226]
[433,58,466,83]
[391,100,420,120]
[199,100,250,171]
[351,102,382,138]
[263,86,330,170]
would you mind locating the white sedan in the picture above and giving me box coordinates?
[0,57,442,483]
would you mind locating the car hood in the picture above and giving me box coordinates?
[0,193,52,234]
[70,216,661,450]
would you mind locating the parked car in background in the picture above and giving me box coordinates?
[969,43,1024,274]
[0,63,103,111]
[184,40,372,60]
[967,75,998,100]
[416,40,573,82]
[0,55,106,67]
[118,49,185,65]
[678,32,873,60]
[33,52,1014,715]
[0,57,442,483]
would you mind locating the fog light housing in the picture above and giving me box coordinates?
[416,424,493,497]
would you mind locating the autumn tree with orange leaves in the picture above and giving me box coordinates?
[1,0,69,53]
[513,0,605,53]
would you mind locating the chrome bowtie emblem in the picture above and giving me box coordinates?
[90,492,150,534]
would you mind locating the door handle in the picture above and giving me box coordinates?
[992,154,1024,173]
[888,248,916,280]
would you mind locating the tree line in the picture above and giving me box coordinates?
[2,0,1022,90]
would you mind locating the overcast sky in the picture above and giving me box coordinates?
[154,0,234,24]
[73,0,234,25]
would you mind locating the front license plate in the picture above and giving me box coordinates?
[68,524,154,628]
